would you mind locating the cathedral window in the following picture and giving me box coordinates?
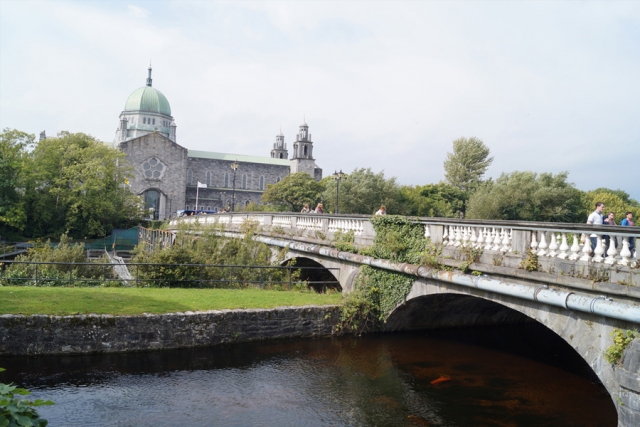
[259,176,265,191]
[206,171,212,187]
[242,174,247,189]
[152,118,156,125]
[187,169,193,185]
[279,153,283,159]
[245,200,250,207]
[224,172,229,188]
[142,157,166,179]
[304,146,308,156]
[143,118,146,124]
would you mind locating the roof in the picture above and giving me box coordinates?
[188,150,290,166]
[124,86,172,116]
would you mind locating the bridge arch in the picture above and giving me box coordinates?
[385,279,632,408]
[281,256,342,293]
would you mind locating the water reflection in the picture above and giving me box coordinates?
[0,327,616,427]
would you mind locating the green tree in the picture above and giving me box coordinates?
[321,168,401,215]
[261,172,325,212]
[22,132,143,238]
[398,182,467,217]
[0,129,34,236]
[466,171,584,222]
[443,137,493,193]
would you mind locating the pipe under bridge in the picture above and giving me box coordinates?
[167,212,640,427]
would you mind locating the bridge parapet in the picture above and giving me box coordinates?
[171,213,640,285]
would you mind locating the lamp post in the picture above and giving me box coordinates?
[332,170,347,214]
[230,160,239,212]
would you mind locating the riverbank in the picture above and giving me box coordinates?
[0,287,343,315]
[0,305,341,356]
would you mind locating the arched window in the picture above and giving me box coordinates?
[206,206,211,210]
[242,174,247,189]
[152,118,155,125]
[143,190,161,220]
[279,153,283,159]
[143,118,146,124]
[259,176,265,191]
[187,170,193,185]
[303,146,308,156]
[245,200,250,207]
[224,172,229,188]
[206,171,212,187]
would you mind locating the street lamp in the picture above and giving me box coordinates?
[230,160,239,212]
[333,170,347,214]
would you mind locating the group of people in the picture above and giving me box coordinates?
[586,202,635,252]
[299,204,388,215]
[301,203,324,214]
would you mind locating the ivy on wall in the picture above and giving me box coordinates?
[337,216,426,335]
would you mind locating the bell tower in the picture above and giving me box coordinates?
[290,118,322,180]
[270,128,288,159]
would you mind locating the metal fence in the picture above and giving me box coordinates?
[0,261,340,291]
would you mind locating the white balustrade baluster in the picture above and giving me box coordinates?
[501,228,510,252]
[579,235,592,262]
[492,228,502,251]
[618,237,631,266]
[537,232,548,256]
[604,235,618,265]
[442,226,449,245]
[558,233,570,259]
[530,232,538,252]
[424,225,430,239]
[485,228,495,250]
[476,227,485,248]
[454,227,462,247]
[547,233,558,258]
[470,227,477,247]
[592,236,605,263]
[462,227,470,246]
[569,233,581,260]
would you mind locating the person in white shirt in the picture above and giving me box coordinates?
[586,202,605,252]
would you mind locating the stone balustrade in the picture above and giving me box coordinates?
[171,213,639,267]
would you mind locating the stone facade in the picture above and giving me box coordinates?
[118,132,187,220]
[0,306,340,356]
[115,68,323,220]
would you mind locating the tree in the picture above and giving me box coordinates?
[21,131,143,238]
[320,168,401,215]
[443,137,493,193]
[399,182,467,217]
[466,171,584,222]
[0,129,34,236]
[261,172,325,212]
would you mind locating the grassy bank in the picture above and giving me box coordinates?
[0,287,343,316]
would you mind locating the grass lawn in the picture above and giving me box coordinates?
[0,287,343,316]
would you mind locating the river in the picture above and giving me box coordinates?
[0,324,616,426]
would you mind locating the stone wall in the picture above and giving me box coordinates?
[0,306,340,356]
[186,157,291,210]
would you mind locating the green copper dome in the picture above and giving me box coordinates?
[124,86,171,116]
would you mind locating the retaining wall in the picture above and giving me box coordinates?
[0,306,341,356]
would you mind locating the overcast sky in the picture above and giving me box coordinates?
[1,0,639,200]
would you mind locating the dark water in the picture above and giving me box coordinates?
[0,326,616,427]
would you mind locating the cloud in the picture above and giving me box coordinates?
[1,0,639,200]
[128,5,150,19]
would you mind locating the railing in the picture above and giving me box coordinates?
[171,213,639,267]
[0,261,340,291]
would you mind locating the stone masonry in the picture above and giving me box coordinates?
[0,306,340,356]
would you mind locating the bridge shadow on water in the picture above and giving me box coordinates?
[385,293,602,383]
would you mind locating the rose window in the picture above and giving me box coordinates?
[142,157,166,179]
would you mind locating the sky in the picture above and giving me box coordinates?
[1,0,639,200]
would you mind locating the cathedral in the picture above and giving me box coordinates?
[116,67,322,220]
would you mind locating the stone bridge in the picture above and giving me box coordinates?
[167,212,640,427]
